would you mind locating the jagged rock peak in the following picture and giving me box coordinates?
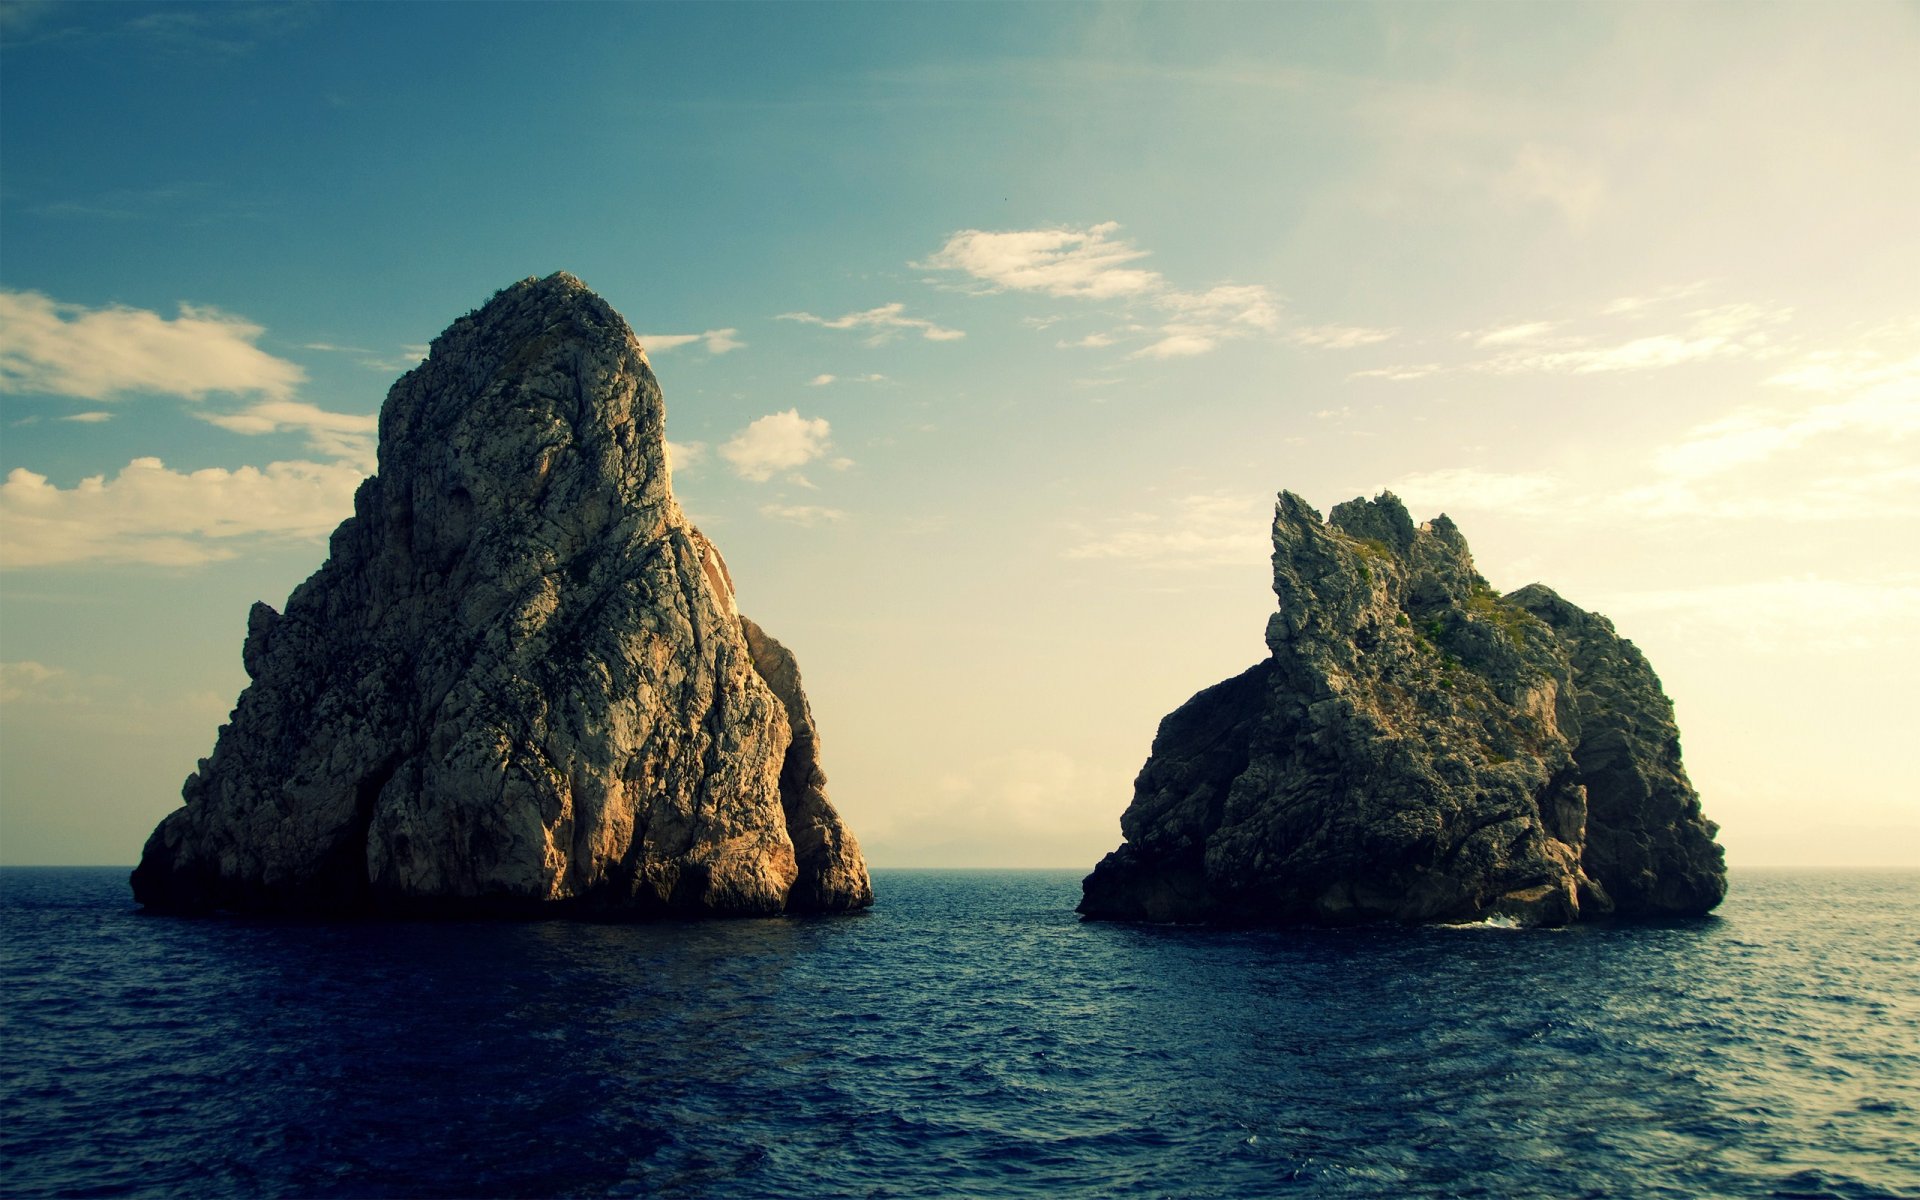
[1080,489,1725,928]
[132,272,872,918]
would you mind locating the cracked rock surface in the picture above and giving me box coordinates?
[132,273,872,917]
[1080,491,1724,927]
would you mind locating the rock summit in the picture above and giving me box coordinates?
[133,273,872,917]
[1080,491,1725,927]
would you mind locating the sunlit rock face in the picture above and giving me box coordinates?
[1079,491,1724,928]
[133,273,872,917]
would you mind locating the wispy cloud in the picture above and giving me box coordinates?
[1129,329,1220,360]
[760,503,846,527]
[0,661,64,705]
[1361,296,1794,382]
[918,221,1161,299]
[301,341,429,373]
[1065,492,1272,568]
[638,328,744,355]
[58,411,113,424]
[0,457,364,568]
[720,410,836,482]
[778,303,963,345]
[1383,342,1920,525]
[920,221,1288,360]
[1350,363,1444,382]
[1486,304,1789,375]
[665,440,706,473]
[1387,468,1563,515]
[0,289,304,402]
[1599,282,1709,317]
[1598,576,1920,655]
[1057,332,1118,350]
[197,400,378,472]
[1470,321,1558,347]
[1291,324,1396,350]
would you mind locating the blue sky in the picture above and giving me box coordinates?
[3,1,1916,868]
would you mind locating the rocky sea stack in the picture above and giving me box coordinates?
[1080,491,1725,928]
[132,273,872,917]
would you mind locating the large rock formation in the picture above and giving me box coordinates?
[1080,491,1724,927]
[132,273,872,917]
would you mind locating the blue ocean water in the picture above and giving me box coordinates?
[2,868,1915,1199]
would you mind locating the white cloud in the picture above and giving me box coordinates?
[0,288,305,402]
[1386,468,1563,514]
[1598,576,1920,654]
[198,399,377,471]
[918,221,1162,299]
[921,221,1287,359]
[1471,321,1559,347]
[0,456,365,568]
[1599,283,1710,317]
[637,328,743,355]
[302,340,431,373]
[1606,467,1920,522]
[1766,349,1920,396]
[1382,344,1920,526]
[1066,492,1272,568]
[778,303,963,344]
[1129,331,1217,360]
[1057,332,1118,350]
[1160,284,1282,331]
[807,373,836,387]
[1292,324,1396,350]
[1496,143,1606,229]
[664,440,706,473]
[759,503,846,526]
[0,661,63,705]
[1351,363,1444,382]
[1439,301,1796,377]
[59,411,112,424]
[1655,359,1919,479]
[720,410,834,482]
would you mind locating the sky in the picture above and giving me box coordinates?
[1,1,1916,870]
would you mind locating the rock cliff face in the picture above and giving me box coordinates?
[1079,491,1724,927]
[132,273,872,917]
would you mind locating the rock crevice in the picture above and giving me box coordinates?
[132,273,873,917]
[1080,490,1724,927]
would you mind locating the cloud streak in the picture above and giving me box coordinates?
[1,456,365,568]
[198,400,379,472]
[759,503,846,527]
[921,221,1302,360]
[1065,492,1273,568]
[918,221,1162,299]
[0,288,305,402]
[637,328,744,355]
[778,303,963,344]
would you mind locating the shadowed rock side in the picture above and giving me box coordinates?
[131,272,872,917]
[1080,491,1724,928]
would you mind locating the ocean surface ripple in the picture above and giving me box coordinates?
[2,868,1916,1198]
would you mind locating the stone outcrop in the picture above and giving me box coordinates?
[132,273,872,917]
[1079,491,1724,927]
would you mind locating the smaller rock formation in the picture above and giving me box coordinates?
[132,273,871,918]
[1080,491,1725,927]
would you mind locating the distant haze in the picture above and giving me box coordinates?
[1,3,1914,869]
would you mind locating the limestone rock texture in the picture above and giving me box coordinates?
[1079,491,1725,927]
[132,273,872,917]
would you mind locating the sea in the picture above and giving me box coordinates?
[1,868,1915,1200]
